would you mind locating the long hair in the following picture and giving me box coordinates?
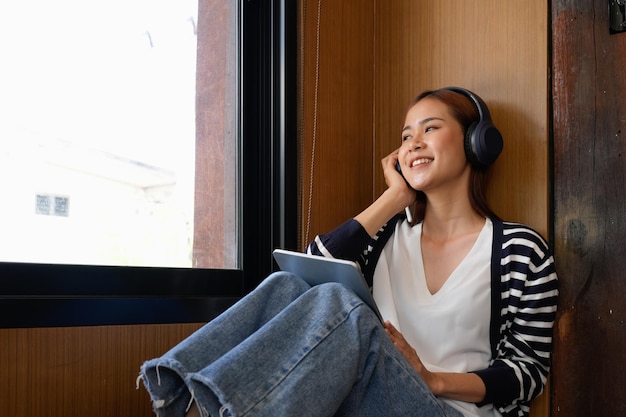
[407,88,501,224]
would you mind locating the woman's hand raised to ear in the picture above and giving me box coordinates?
[353,148,417,237]
[381,148,416,207]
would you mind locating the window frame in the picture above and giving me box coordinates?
[0,0,298,328]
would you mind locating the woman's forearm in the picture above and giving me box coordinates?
[354,189,407,237]
[429,371,486,404]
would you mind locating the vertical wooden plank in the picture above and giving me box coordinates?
[299,0,376,247]
[551,0,626,415]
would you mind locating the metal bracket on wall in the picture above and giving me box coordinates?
[610,0,626,33]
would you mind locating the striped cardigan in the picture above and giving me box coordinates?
[307,215,558,417]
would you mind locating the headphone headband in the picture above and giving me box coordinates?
[443,86,491,122]
[442,86,503,167]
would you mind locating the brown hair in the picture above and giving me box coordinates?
[407,88,501,224]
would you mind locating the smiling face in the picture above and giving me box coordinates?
[398,97,471,195]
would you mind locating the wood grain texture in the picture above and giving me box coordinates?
[373,0,550,237]
[0,323,203,417]
[300,0,550,241]
[551,0,626,415]
[299,0,376,247]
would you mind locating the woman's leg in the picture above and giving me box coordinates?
[335,335,463,417]
[184,283,460,417]
[139,272,311,417]
[140,273,461,417]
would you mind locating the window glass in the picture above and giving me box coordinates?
[0,0,238,268]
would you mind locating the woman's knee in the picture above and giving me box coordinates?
[307,282,364,311]
[260,271,311,294]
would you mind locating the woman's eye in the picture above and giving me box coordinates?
[402,135,411,142]
[424,126,437,133]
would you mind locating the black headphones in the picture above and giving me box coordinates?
[443,86,503,167]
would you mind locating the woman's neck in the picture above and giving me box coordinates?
[421,196,485,241]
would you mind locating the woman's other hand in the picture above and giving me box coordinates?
[383,321,433,382]
[383,321,487,402]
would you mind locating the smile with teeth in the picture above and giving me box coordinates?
[411,158,433,167]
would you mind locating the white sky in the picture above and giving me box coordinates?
[0,0,198,170]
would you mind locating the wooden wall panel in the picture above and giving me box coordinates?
[0,324,202,417]
[299,0,376,247]
[551,0,626,415]
[373,0,550,237]
[300,0,549,238]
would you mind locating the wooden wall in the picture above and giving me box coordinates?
[300,1,550,415]
[0,323,203,417]
[551,0,626,415]
[299,0,376,247]
[300,0,550,244]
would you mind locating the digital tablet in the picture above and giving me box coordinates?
[272,249,382,321]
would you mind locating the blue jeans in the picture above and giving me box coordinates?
[138,272,463,417]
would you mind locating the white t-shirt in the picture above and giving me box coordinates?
[372,218,501,417]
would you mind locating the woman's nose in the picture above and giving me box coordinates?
[406,137,423,151]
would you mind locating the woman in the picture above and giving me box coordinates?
[138,87,558,417]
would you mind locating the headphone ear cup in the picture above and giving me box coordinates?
[464,122,481,166]
[465,120,503,167]
[444,86,504,167]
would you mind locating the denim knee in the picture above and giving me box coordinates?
[259,271,311,293]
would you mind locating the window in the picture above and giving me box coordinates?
[0,0,200,268]
[0,0,297,327]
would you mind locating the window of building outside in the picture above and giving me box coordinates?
[0,0,238,269]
